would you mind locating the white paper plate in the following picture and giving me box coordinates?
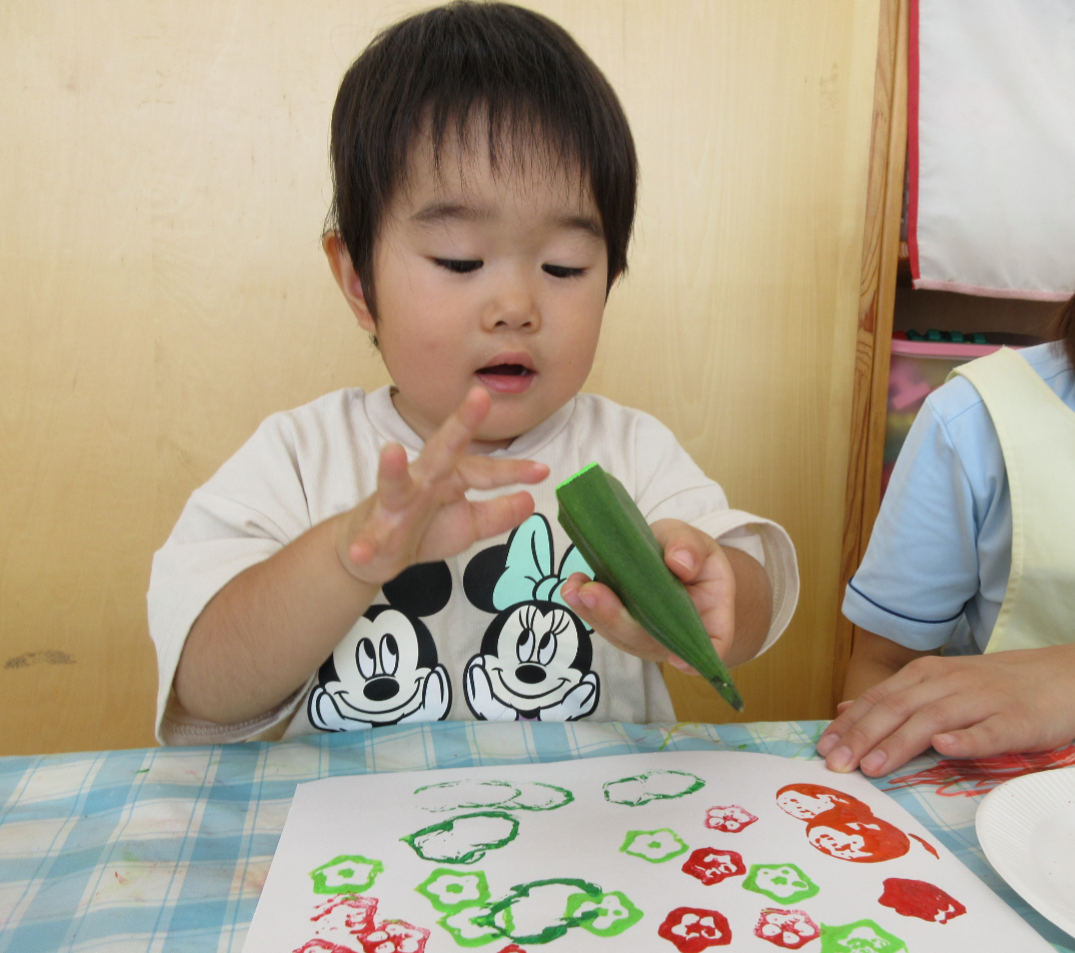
[977,765,1075,939]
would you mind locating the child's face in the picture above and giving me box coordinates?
[334,132,609,450]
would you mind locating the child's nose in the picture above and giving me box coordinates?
[483,273,540,331]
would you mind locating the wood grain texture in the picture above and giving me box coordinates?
[0,0,881,754]
[596,1,882,724]
[833,0,909,708]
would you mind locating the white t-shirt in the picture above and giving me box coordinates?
[148,387,799,744]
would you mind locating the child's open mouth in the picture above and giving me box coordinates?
[476,363,536,394]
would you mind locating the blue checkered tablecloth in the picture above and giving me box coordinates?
[1,720,1071,952]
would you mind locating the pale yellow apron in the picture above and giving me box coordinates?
[951,347,1075,653]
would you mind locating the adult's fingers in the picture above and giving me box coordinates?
[829,684,995,776]
[931,711,1045,760]
[820,666,961,772]
[817,660,933,756]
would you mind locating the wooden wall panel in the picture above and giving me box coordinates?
[833,0,909,708]
[0,0,881,754]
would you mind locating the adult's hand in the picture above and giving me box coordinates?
[818,643,1075,777]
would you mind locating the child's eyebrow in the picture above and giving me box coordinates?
[411,203,603,238]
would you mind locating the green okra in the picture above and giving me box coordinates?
[555,462,744,712]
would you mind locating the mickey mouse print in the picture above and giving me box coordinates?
[307,562,454,731]
[304,515,601,734]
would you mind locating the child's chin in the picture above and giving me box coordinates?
[471,417,531,450]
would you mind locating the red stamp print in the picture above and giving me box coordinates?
[682,848,746,885]
[879,878,966,924]
[775,784,870,821]
[776,784,911,863]
[658,906,732,951]
[310,895,379,928]
[704,805,758,833]
[304,896,380,950]
[805,805,909,863]
[295,941,361,953]
[358,920,429,953]
[753,908,820,948]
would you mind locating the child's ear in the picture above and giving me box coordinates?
[323,232,376,334]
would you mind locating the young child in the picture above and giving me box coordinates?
[821,291,1075,776]
[147,1,798,744]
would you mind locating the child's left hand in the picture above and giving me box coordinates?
[560,519,769,671]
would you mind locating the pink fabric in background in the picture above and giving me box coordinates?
[909,0,1075,301]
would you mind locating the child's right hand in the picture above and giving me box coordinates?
[334,386,548,584]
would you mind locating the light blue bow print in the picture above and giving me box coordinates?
[492,514,593,619]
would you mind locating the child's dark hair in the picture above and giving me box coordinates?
[326,1,638,319]
[1050,291,1075,369]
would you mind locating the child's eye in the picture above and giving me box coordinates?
[543,264,586,279]
[434,258,482,274]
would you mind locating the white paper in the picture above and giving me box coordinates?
[243,750,1052,952]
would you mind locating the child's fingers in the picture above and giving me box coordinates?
[411,387,491,484]
[374,442,416,510]
[467,490,538,542]
[457,455,550,489]
[652,519,709,582]
[653,521,736,654]
[561,577,670,663]
[560,572,698,671]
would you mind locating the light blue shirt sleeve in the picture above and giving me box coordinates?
[844,344,1074,654]
[842,378,999,651]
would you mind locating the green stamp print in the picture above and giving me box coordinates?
[414,779,573,813]
[819,919,907,952]
[417,868,491,912]
[620,828,689,863]
[308,854,383,895]
[480,878,603,945]
[439,906,502,947]
[603,770,705,806]
[402,811,519,864]
[506,782,574,811]
[565,890,643,937]
[742,863,819,905]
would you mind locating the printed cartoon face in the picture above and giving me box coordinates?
[318,607,438,724]
[807,824,870,860]
[805,812,909,863]
[776,784,867,820]
[480,602,590,712]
